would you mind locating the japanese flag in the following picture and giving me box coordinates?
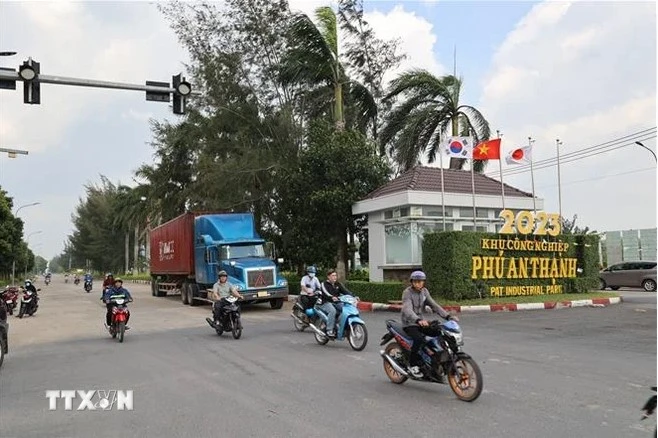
[505,146,532,165]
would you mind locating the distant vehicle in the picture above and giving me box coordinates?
[599,261,657,292]
[149,212,288,308]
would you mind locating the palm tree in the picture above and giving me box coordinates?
[380,70,491,171]
[279,6,376,133]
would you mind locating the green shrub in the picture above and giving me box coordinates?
[423,231,600,300]
[348,269,370,281]
[346,280,405,303]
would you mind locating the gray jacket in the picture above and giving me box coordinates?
[401,286,450,327]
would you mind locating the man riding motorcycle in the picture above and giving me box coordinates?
[401,271,457,379]
[210,271,244,325]
[102,273,115,291]
[319,269,353,337]
[103,278,133,329]
[24,279,38,296]
[299,266,322,311]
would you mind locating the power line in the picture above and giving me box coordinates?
[535,166,656,189]
[485,127,657,177]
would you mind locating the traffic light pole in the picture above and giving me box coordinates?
[0,69,184,94]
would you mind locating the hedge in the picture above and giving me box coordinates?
[422,231,600,300]
[282,272,405,303]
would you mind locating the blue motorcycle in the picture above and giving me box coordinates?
[305,295,368,351]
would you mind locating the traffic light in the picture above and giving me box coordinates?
[19,58,40,104]
[172,73,191,115]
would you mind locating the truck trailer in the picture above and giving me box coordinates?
[149,212,288,309]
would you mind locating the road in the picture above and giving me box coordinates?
[1,278,655,438]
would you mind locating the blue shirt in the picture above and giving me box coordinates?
[103,286,132,302]
[84,274,93,282]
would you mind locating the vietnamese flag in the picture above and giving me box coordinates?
[473,139,502,160]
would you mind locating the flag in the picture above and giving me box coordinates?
[473,139,501,160]
[505,145,532,165]
[443,136,473,159]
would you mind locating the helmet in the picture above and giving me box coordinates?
[410,271,426,281]
[107,273,113,277]
[306,266,317,274]
[25,280,31,285]
[113,278,123,284]
[218,270,228,277]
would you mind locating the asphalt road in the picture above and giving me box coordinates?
[1,278,655,438]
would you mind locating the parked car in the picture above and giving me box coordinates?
[599,261,657,292]
[0,299,8,368]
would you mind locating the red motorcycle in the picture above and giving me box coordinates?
[1,286,19,315]
[107,295,131,343]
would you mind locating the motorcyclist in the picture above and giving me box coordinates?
[210,270,243,325]
[320,269,353,327]
[102,273,115,291]
[103,278,133,329]
[299,266,322,311]
[24,279,38,296]
[401,271,457,378]
[83,272,93,287]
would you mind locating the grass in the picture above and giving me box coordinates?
[388,291,621,307]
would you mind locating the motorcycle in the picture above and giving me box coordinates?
[65,276,69,284]
[290,293,317,332]
[44,277,51,286]
[302,294,368,351]
[641,386,657,437]
[205,296,242,339]
[74,278,80,285]
[84,281,93,293]
[17,288,40,318]
[1,286,19,316]
[106,295,131,343]
[379,319,483,402]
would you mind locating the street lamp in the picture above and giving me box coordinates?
[14,201,40,216]
[12,202,41,285]
[25,231,42,278]
[634,141,657,162]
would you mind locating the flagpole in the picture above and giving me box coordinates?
[528,136,537,214]
[471,151,477,230]
[497,130,505,211]
[556,138,563,221]
[439,141,446,231]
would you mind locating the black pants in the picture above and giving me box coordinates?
[404,325,436,367]
[213,299,236,320]
[106,304,130,326]
[298,295,316,310]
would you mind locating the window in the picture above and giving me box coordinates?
[461,225,489,232]
[385,223,412,264]
[384,210,393,219]
[423,207,452,217]
[413,223,451,263]
[476,208,489,218]
[459,208,474,217]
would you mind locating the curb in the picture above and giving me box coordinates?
[286,295,622,313]
[352,296,623,313]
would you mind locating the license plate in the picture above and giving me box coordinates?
[257,291,268,298]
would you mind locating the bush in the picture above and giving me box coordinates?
[423,231,600,300]
[346,280,405,303]
[348,269,369,281]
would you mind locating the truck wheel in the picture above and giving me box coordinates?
[189,284,200,306]
[182,283,190,305]
[270,298,284,310]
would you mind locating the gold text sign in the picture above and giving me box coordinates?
[499,209,561,236]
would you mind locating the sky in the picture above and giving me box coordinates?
[0,0,656,260]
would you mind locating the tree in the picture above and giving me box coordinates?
[0,187,27,280]
[561,214,598,235]
[381,71,491,171]
[273,120,390,279]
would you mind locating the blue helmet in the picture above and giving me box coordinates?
[306,266,317,274]
[410,271,426,281]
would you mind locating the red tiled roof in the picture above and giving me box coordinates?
[365,166,533,199]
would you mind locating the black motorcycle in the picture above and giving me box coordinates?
[74,278,80,285]
[206,296,242,339]
[84,281,92,293]
[641,386,657,437]
[17,288,40,318]
[380,319,483,402]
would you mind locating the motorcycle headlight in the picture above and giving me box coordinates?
[452,332,464,346]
